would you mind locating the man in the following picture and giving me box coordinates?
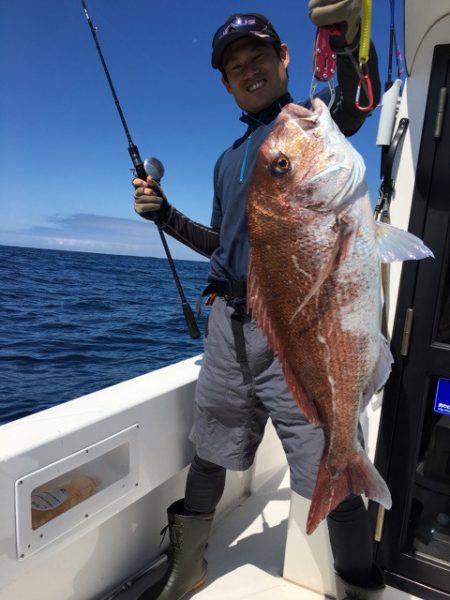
[134,3,384,599]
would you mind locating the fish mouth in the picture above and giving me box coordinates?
[246,78,267,93]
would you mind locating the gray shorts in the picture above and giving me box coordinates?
[189,297,328,499]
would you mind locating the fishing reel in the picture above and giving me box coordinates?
[143,157,165,183]
[131,157,165,183]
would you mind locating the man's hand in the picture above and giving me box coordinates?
[308,0,361,46]
[133,176,168,221]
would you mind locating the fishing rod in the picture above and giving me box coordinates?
[80,0,201,339]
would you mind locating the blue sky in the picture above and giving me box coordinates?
[0,0,403,260]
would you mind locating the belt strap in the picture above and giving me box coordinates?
[207,279,247,299]
[197,280,248,317]
[199,282,253,386]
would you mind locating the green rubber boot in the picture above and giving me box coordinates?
[139,499,214,600]
[335,565,385,600]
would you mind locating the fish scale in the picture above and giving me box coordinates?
[246,99,433,534]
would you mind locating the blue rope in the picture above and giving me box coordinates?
[239,133,253,183]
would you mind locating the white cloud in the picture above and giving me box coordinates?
[0,213,208,261]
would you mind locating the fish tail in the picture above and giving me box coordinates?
[306,449,392,535]
[347,451,392,509]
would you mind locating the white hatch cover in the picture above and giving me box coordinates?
[404,0,450,74]
[15,424,140,560]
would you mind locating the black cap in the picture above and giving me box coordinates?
[211,13,281,70]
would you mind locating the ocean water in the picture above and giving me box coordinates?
[0,245,209,424]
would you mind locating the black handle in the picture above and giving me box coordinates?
[182,302,201,339]
[155,225,201,339]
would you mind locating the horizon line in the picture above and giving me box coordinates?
[0,242,209,264]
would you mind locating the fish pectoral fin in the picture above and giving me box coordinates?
[334,215,357,267]
[289,226,346,325]
[375,221,434,263]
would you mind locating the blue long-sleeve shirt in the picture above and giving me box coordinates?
[156,43,381,283]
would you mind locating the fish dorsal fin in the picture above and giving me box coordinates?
[375,221,434,263]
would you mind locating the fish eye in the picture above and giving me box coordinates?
[270,154,291,176]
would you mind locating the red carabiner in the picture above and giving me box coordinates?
[355,72,374,112]
[310,25,343,108]
[312,26,340,81]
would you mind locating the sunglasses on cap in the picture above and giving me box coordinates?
[211,13,281,69]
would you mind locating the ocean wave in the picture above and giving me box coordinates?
[0,245,208,424]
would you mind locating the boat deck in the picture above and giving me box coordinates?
[123,468,323,600]
[194,468,321,600]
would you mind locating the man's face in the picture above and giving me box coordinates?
[221,38,290,114]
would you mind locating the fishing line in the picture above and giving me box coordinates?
[85,9,150,60]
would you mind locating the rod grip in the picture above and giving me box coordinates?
[182,302,201,339]
[128,145,146,181]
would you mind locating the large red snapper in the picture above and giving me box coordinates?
[247,99,433,534]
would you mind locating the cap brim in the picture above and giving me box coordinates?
[211,31,277,69]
